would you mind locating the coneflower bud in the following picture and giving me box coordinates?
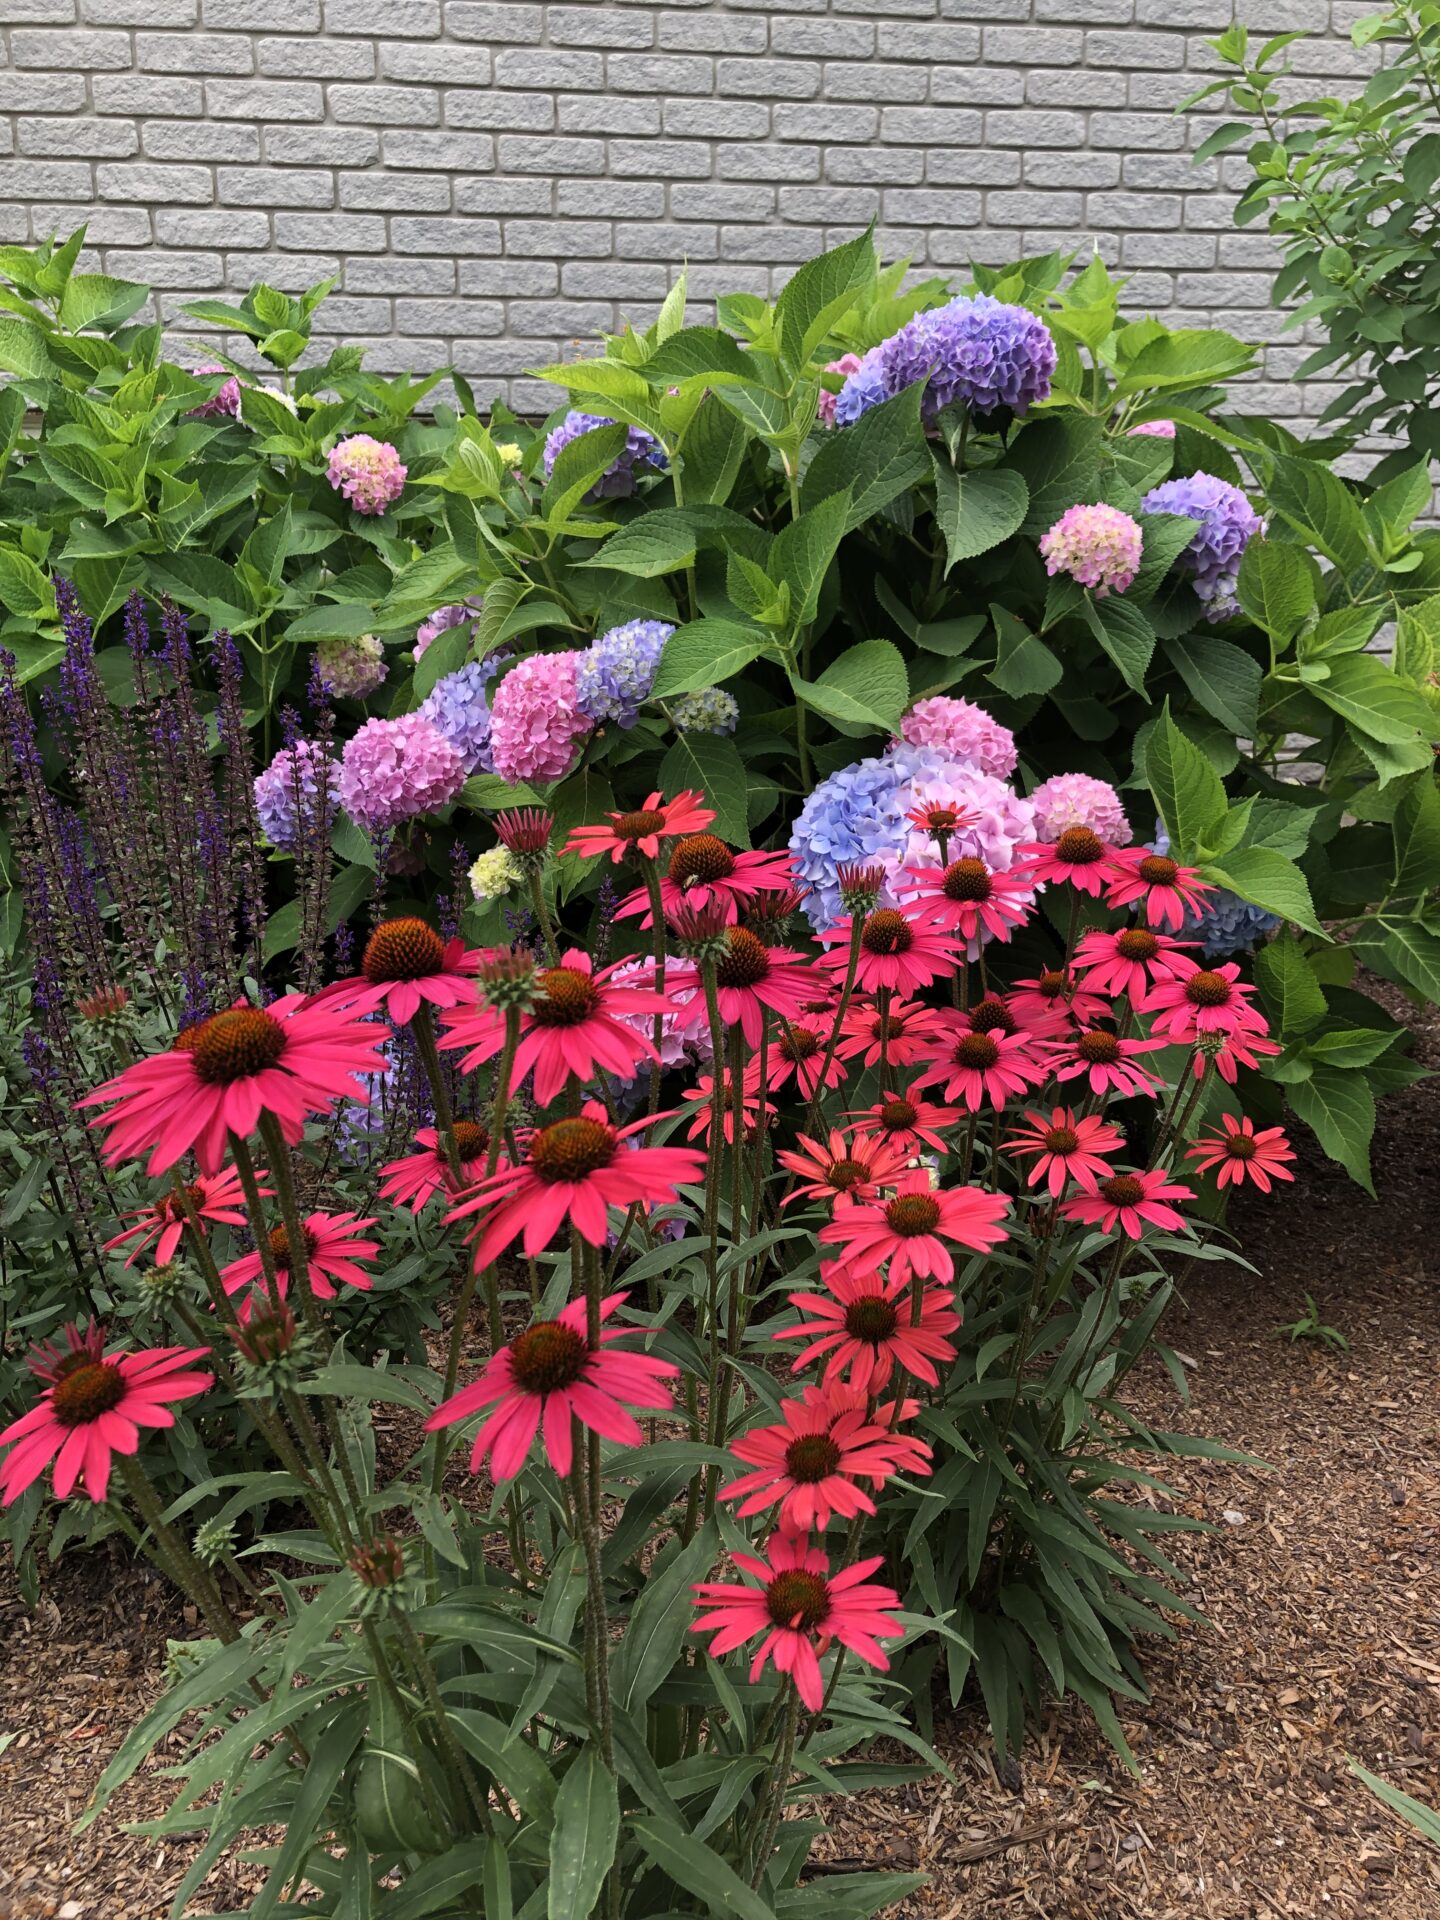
[494,807,554,874]
[137,1258,192,1304]
[667,902,731,965]
[193,1517,237,1568]
[475,946,539,1014]
[836,862,886,915]
[230,1302,310,1394]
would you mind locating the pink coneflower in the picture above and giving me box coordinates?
[616,834,796,926]
[0,1326,212,1505]
[562,789,715,865]
[775,1265,959,1393]
[845,1088,960,1157]
[1186,1114,1296,1191]
[905,797,980,840]
[777,1128,910,1209]
[1008,969,1108,1037]
[690,1532,904,1712]
[1189,1026,1282,1085]
[1060,1168,1193,1238]
[1073,925,1193,1004]
[103,1166,259,1268]
[681,1069,776,1147]
[720,1388,930,1531]
[1142,960,1268,1042]
[835,997,948,1069]
[810,1381,931,1478]
[820,1173,1009,1284]
[424,1291,677,1481]
[1006,1107,1123,1198]
[673,926,814,1047]
[1016,826,1126,897]
[324,919,479,1024]
[913,1021,1048,1112]
[379,1121,493,1211]
[81,996,389,1176]
[448,1105,704,1266]
[1054,1027,1168,1099]
[1107,850,1215,932]
[819,909,960,997]
[443,949,670,1104]
[754,1020,848,1099]
[897,857,1031,948]
[220,1209,379,1308]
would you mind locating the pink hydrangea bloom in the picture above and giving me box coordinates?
[1128,420,1176,438]
[188,363,241,419]
[1028,771,1133,847]
[818,352,864,429]
[605,957,713,1075]
[338,714,466,832]
[327,434,407,516]
[1038,503,1143,598]
[487,651,590,786]
[900,696,1018,779]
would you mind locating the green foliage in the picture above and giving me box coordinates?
[1274,1293,1350,1352]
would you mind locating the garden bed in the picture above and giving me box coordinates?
[4,989,1435,1920]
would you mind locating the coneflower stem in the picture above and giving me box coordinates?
[412,1004,463,1185]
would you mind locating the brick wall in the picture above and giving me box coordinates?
[0,0,1374,421]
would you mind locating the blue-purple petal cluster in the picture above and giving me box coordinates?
[253,738,340,852]
[575,618,674,727]
[542,410,668,499]
[835,293,1057,429]
[1140,472,1261,621]
[417,653,507,774]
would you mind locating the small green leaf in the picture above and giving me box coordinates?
[1235,537,1318,642]
[932,459,1030,569]
[658,733,749,845]
[794,636,907,735]
[769,488,851,627]
[1145,700,1227,858]
[988,603,1061,697]
[1201,845,1323,936]
[651,619,770,701]
[549,1749,619,1920]
[1081,595,1155,695]
[1253,930,1326,1035]
[1168,633,1262,737]
[1287,1065,1376,1193]
[1392,775,1440,897]
[629,1811,779,1920]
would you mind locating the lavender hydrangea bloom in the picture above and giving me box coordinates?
[575,618,674,727]
[417,653,507,774]
[1152,823,1279,959]
[542,410,668,500]
[1140,472,1262,622]
[253,739,340,851]
[835,293,1057,429]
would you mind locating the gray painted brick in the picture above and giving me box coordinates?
[85,0,196,20]
[137,31,253,71]
[379,41,492,84]
[448,91,554,132]
[548,5,653,45]
[220,165,334,205]
[156,207,270,244]
[659,13,767,52]
[203,0,320,25]
[445,2,540,40]
[327,0,437,26]
[257,37,375,78]
[20,117,140,156]
[97,162,215,202]
[147,119,262,158]
[340,171,450,211]
[561,95,661,133]
[716,59,821,100]
[330,85,439,125]
[206,79,324,118]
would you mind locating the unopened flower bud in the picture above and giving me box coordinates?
[193,1517,237,1568]
[836,862,886,915]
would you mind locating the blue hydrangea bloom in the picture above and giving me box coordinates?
[417,654,507,774]
[253,739,339,851]
[788,748,914,929]
[575,618,674,727]
[1152,824,1279,958]
[1140,472,1262,622]
[672,686,740,735]
[542,409,668,499]
[835,293,1057,429]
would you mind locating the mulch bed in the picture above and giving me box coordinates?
[3,990,1437,1919]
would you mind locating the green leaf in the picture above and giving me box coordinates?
[0,547,54,620]
[651,619,770,700]
[1116,326,1256,393]
[1265,455,1368,574]
[774,225,877,369]
[641,326,754,386]
[1011,414,1104,535]
[612,1521,719,1716]
[1356,920,1440,1004]
[1168,633,1262,736]
[676,392,750,508]
[543,421,628,524]
[769,488,851,627]
[803,380,929,528]
[1145,700,1227,857]
[932,459,1030,569]
[1130,511,1199,602]
[1392,775,1440,897]
[584,506,740,579]
[284,602,376,643]
[628,1812,779,1920]
[1235,537,1318,641]
[1081,595,1155,695]
[794,636,907,735]
[263,863,370,960]
[58,271,149,334]
[1310,653,1433,746]
[1287,1065,1376,1193]
[1201,845,1323,936]
[1304,1026,1402,1068]
[0,316,52,379]
[549,1748,620,1920]
[460,771,542,811]
[1349,1758,1440,1849]
[450,1710,557,1822]
[988,603,1061,697]
[1253,930,1326,1036]
[658,732,749,845]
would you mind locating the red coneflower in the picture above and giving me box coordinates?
[719,1387,931,1532]
[1187,1026,1282,1086]
[425,1291,677,1480]
[1186,1114,1296,1192]
[752,1019,848,1099]
[819,909,960,997]
[1006,1107,1123,1198]
[1060,1167,1193,1239]
[103,1165,259,1269]
[1008,969,1108,1037]
[1142,960,1269,1043]
[220,1209,380,1309]
[1016,826,1127,897]
[1073,925,1192,1004]
[681,1069,775,1147]
[776,1128,910,1209]
[835,996,947,1069]
[776,1265,959,1393]
[448,1103,705,1266]
[1054,1027,1167,1099]
[379,1122,494,1212]
[897,856,1031,950]
[820,1172,1010,1284]
[673,926,815,1047]
[1106,850,1214,932]
[81,995,389,1176]
[912,1020,1049,1112]
[905,797,980,839]
[691,1532,904,1711]
[562,789,715,864]
[616,834,797,927]
[845,1087,960,1157]
[0,1324,211,1505]
[322,918,480,1024]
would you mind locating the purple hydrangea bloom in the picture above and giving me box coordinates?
[253,739,340,851]
[417,654,507,774]
[575,618,674,727]
[1140,472,1262,622]
[835,293,1057,429]
[414,598,481,663]
[542,410,668,499]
